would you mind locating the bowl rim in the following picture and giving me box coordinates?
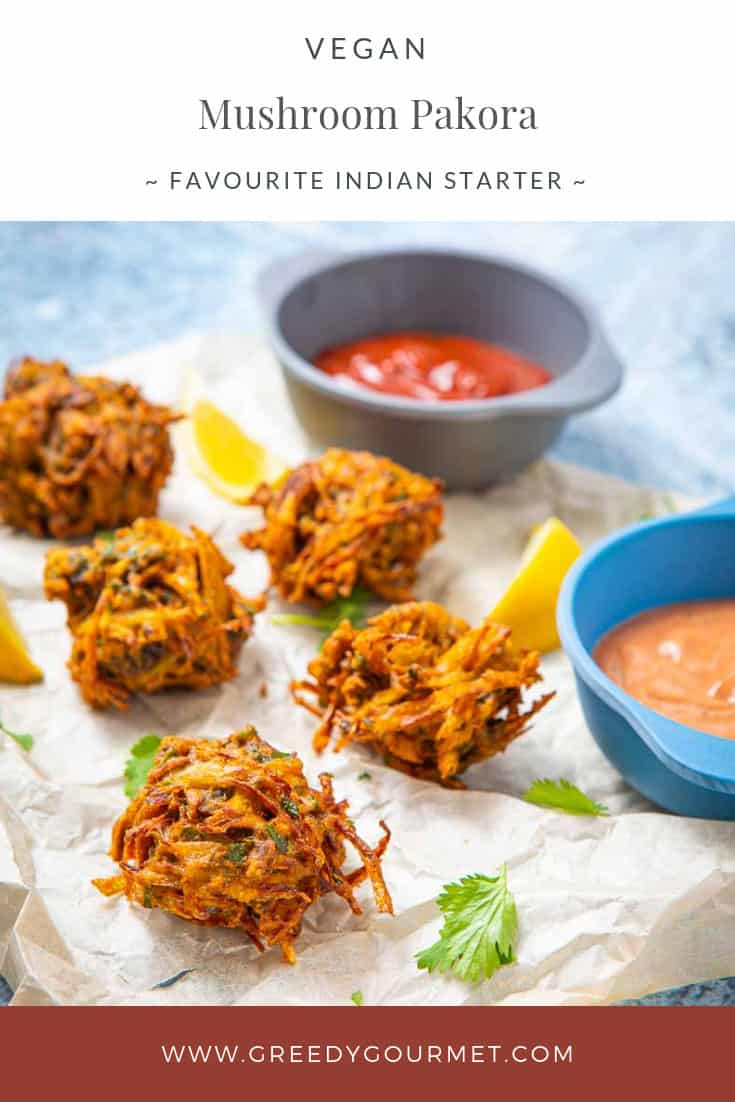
[557,498,735,792]
[260,246,623,421]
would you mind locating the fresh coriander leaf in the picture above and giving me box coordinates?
[251,746,293,763]
[95,529,115,542]
[325,587,371,631]
[226,842,249,864]
[416,867,518,985]
[272,587,371,643]
[271,612,336,630]
[151,968,194,990]
[280,796,300,819]
[10,733,33,752]
[357,771,372,781]
[266,823,290,853]
[181,827,202,841]
[0,720,33,752]
[351,990,364,1006]
[124,734,162,799]
[522,778,608,817]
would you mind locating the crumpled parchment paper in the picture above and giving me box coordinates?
[1,334,734,1007]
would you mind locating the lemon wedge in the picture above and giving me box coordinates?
[490,517,582,653]
[179,369,285,502]
[0,586,43,684]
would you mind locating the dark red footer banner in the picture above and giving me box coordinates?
[1,1005,726,1097]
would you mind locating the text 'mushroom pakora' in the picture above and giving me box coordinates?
[294,601,553,786]
[93,728,393,962]
[45,518,263,710]
[0,357,178,538]
[242,448,443,603]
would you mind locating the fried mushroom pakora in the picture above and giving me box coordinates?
[93,728,393,962]
[294,601,553,786]
[242,448,443,603]
[0,357,178,538]
[44,518,263,710]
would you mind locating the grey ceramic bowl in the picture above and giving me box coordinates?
[259,249,623,489]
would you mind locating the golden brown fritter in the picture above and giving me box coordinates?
[45,518,263,710]
[0,357,178,538]
[242,448,443,604]
[93,728,393,962]
[294,601,553,786]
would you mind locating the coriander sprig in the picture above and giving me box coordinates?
[522,778,608,817]
[0,719,34,752]
[272,587,371,641]
[416,866,518,985]
[123,734,162,798]
[9,731,33,752]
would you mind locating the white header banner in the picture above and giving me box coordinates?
[1,0,732,220]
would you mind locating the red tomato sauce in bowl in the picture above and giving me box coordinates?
[314,332,551,402]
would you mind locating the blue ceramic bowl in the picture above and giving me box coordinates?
[557,496,735,819]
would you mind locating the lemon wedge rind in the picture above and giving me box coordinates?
[0,586,43,685]
[490,516,582,654]
[178,368,286,503]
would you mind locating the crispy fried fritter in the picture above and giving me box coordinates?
[0,357,178,538]
[45,518,263,710]
[294,601,553,786]
[93,728,393,962]
[242,448,443,604]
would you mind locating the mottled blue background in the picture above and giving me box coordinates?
[1,221,734,1005]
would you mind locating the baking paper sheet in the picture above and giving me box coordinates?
[1,334,734,1007]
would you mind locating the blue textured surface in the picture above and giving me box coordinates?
[1,221,734,1005]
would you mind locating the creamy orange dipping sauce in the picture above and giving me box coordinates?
[593,600,735,739]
